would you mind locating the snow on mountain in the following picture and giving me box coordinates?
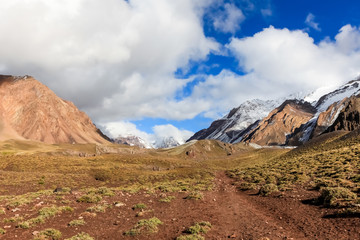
[114,135,152,149]
[314,79,360,112]
[114,134,186,149]
[153,137,181,149]
[188,93,306,143]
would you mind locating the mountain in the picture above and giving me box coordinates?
[243,100,316,145]
[153,136,181,149]
[0,75,109,144]
[189,78,360,146]
[114,135,184,149]
[187,99,282,143]
[113,135,151,149]
[288,79,360,144]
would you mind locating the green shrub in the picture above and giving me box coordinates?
[0,228,5,234]
[185,191,203,200]
[259,184,279,196]
[176,234,204,240]
[33,228,62,240]
[77,194,102,203]
[68,219,86,227]
[132,203,147,210]
[159,196,176,203]
[86,204,110,213]
[186,222,211,234]
[320,187,357,207]
[124,217,163,236]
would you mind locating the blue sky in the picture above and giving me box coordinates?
[134,0,360,134]
[1,0,360,143]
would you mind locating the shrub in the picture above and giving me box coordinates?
[319,187,357,207]
[186,222,211,234]
[0,228,5,234]
[176,235,204,240]
[159,196,176,203]
[237,182,257,191]
[77,194,102,203]
[185,191,203,200]
[86,204,110,213]
[124,217,163,236]
[68,219,86,227]
[132,203,147,210]
[259,184,279,196]
[33,228,62,240]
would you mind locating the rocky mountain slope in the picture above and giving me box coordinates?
[0,75,109,144]
[188,99,282,143]
[189,78,360,146]
[243,100,316,145]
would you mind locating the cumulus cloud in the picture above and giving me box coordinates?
[213,3,245,34]
[168,25,360,119]
[0,0,218,122]
[228,26,360,101]
[305,13,321,31]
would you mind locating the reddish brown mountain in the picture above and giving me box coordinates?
[243,100,316,146]
[0,75,109,144]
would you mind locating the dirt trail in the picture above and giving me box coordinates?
[201,172,359,240]
[201,172,301,239]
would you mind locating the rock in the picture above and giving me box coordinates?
[114,202,126,207]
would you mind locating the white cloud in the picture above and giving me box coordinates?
[305,13,321,31]
[213,3,245,34]
[153,124,194,145]
[227,26,360,100]
[101,121,150,141]
[166,25,360,119]
[0,0,218,122]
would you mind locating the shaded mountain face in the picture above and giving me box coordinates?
[0,75,109,144]
[243,100,316,146]
[325,95,360,132]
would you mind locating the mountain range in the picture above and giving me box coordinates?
[2,74,360,149]
[188,78,360,146]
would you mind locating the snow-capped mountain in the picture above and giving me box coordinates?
[288,78,360,143]
[114,135,152,149]
[153,137,181,149]
[187,99,283,143]
[114,135,184,149]
[189,77,360,146]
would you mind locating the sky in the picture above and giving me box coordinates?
[1,0,360,144]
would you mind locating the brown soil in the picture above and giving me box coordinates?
[1,172,359,240]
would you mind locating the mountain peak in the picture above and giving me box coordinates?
[0,74,109,144]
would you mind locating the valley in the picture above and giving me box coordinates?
[0,134,359,239]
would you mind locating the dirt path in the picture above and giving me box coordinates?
[201,172,360,240]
